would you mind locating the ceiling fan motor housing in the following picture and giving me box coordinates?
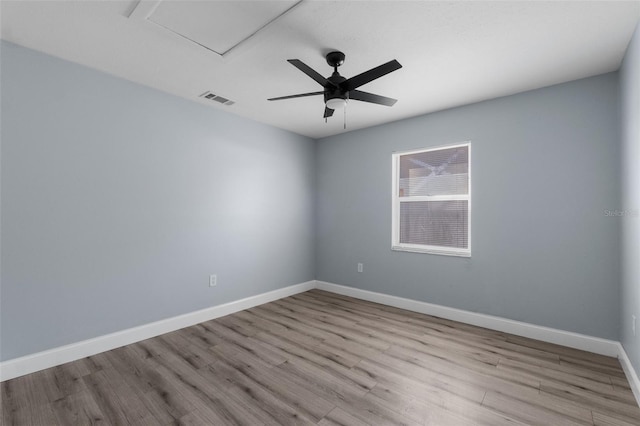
[325,72,348,104]
[324,51,348,104]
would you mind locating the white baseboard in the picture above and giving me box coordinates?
[0,280,316,382]
[618,343,640,407]
[3,277,636,406]
[316,281,620,357]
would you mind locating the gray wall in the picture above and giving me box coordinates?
[316,73,621,339]
[0,38,629,363]
[0,42,316,361]
[620,23,640,373]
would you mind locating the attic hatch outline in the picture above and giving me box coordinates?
[128,0,304,58]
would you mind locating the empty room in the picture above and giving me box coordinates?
[1,1,640,425]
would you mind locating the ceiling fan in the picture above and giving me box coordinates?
[268,51,402,124]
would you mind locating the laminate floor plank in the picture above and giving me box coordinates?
[81,369,156,426]
[274,358,369,406]
[2,400,58,426]
[170,365,270,426]
[1,371,56,409]
[301,292,434,328]
[203,361,317,426]
[611,375,632,390]
[50,391,108,426]
[129,338,266,425]
[210,335,289,370]
[500,354,614,385]
[304,291,559,365]
[250,331,374,388]
[196,320,260,349]
[202,347,334,423]
[307,290,510,342]
[541,381,640,424]
[352,357,487,406]
[140,344,270,425]
[215,314,261,338]
[272,298,352,323]
[102,347,196,424]
[438,393,527,426]
[159,331,220,369]
[102,346,166,396]
[317,407,370,426]
[482,390,592,426]
[48,363,89,398]
[248,306,340,342]
[560,356,628,379]
[285,295,392,326]
[506,335,623,367]
[413,326,562,365]
[258,303,391,351]
[2,290,638,426]
[176,322,225,352]
[78,352,115,376]
[176,408,223,426]
[592,410,639,426]
[2,377,59,426]
[496,357,618,397]
[234,310,325,348]
[335,391,422,426]
[322,333,388,362]
[296,292,434,334]
[294,338,363,369]
[357,323,503,367]
[382,343,542,391]
[353,314,563,367]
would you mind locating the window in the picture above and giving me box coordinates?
[392,143,470,257]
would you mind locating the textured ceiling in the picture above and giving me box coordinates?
[2,1,639,139]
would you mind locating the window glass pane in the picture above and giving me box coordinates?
[399,146,468,197]
[399,200,468,248]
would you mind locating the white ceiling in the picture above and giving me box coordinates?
[2,1,639,139]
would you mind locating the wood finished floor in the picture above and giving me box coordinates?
[2,289,639,426]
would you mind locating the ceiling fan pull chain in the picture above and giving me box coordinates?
[344,93,348,130]
[344,104,347,130]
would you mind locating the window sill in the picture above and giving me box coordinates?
[391,245,471,258]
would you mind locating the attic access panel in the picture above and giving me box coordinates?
[146,0,301,56]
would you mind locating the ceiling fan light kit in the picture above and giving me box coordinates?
[268,51,402,128]
[325,97,347,110]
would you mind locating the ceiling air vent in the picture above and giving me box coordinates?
[199,91,235,106]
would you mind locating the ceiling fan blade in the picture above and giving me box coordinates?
[288,59,337,87]
[341,59,402,91]
[268,91,324,101]
[349,90,397,106]
[324,107,334,118]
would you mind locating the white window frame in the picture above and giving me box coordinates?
[391,142,471,257]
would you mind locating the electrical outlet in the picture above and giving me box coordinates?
[357,263,363,273]
[633,315,637,337]
[209,274,217,287]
